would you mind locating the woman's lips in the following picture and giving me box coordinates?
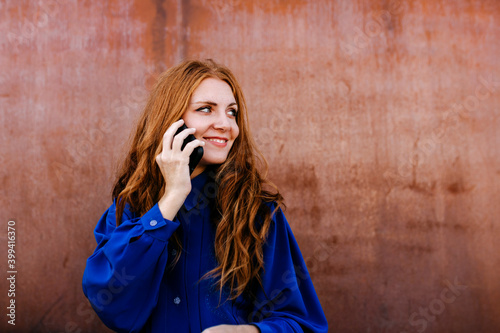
[204,137,228,148]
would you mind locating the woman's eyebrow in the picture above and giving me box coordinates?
[192,100,217,106]
[191,100,238,108]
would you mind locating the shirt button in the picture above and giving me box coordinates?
[174,297,181,305]
[171,249,177,256]
[149,220,158,227]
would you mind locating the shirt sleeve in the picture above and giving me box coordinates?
[82,200,180,333]
[249,204,329,333]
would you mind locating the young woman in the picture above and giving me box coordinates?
[82,59,328,333]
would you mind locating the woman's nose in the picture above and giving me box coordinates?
[212,110,231,131]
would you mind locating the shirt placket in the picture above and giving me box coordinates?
[183,204,204,332]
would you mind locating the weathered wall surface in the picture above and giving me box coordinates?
[1,0,499,332]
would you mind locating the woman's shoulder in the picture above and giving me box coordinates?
[258,200,288,236]
[261,200,285,218]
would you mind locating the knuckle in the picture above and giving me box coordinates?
[186,140,199,147]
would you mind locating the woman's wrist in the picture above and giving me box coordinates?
[158,190,187,220]
[244,324,260,333]
[201,324,260,333]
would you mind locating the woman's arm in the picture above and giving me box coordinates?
[202,324,260,333]
[82,119,205,332]
[82,201,180,333]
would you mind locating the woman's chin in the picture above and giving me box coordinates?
[200,155,229,166]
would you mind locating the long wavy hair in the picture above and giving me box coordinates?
[112,59,283,302]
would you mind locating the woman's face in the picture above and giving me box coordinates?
[182,77,240,169]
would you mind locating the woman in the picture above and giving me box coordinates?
[82,59,328,333]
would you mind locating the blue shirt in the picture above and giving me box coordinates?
[82,171,328,332]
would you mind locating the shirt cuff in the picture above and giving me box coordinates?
[250,322,269,333]
[250,324,262,333]
[140,203,180,241]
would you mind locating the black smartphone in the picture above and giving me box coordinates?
[174,124,204,174]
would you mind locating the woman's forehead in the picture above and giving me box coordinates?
[190,78,236,105]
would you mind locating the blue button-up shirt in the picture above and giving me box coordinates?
[82,171,328,332]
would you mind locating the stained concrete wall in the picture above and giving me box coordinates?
[1,0,499,332]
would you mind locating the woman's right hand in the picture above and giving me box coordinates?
[155,119,205,220]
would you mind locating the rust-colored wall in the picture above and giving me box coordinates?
[1,0,499,332]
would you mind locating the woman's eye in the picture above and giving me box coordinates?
[228,109,238,117]
[196,106,211,113]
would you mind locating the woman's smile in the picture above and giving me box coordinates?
[204,136,229,147]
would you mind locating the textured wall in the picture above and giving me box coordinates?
[1,0,499,332]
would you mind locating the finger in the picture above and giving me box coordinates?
[161,119,184,152]
[181,139,205,156]
[172,127,196,152]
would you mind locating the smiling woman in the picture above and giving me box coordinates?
[82,59,328,333]
[183,77,240,170]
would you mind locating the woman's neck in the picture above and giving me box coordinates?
[190,165,207,179]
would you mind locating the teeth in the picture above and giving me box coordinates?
[207,138,226,143]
